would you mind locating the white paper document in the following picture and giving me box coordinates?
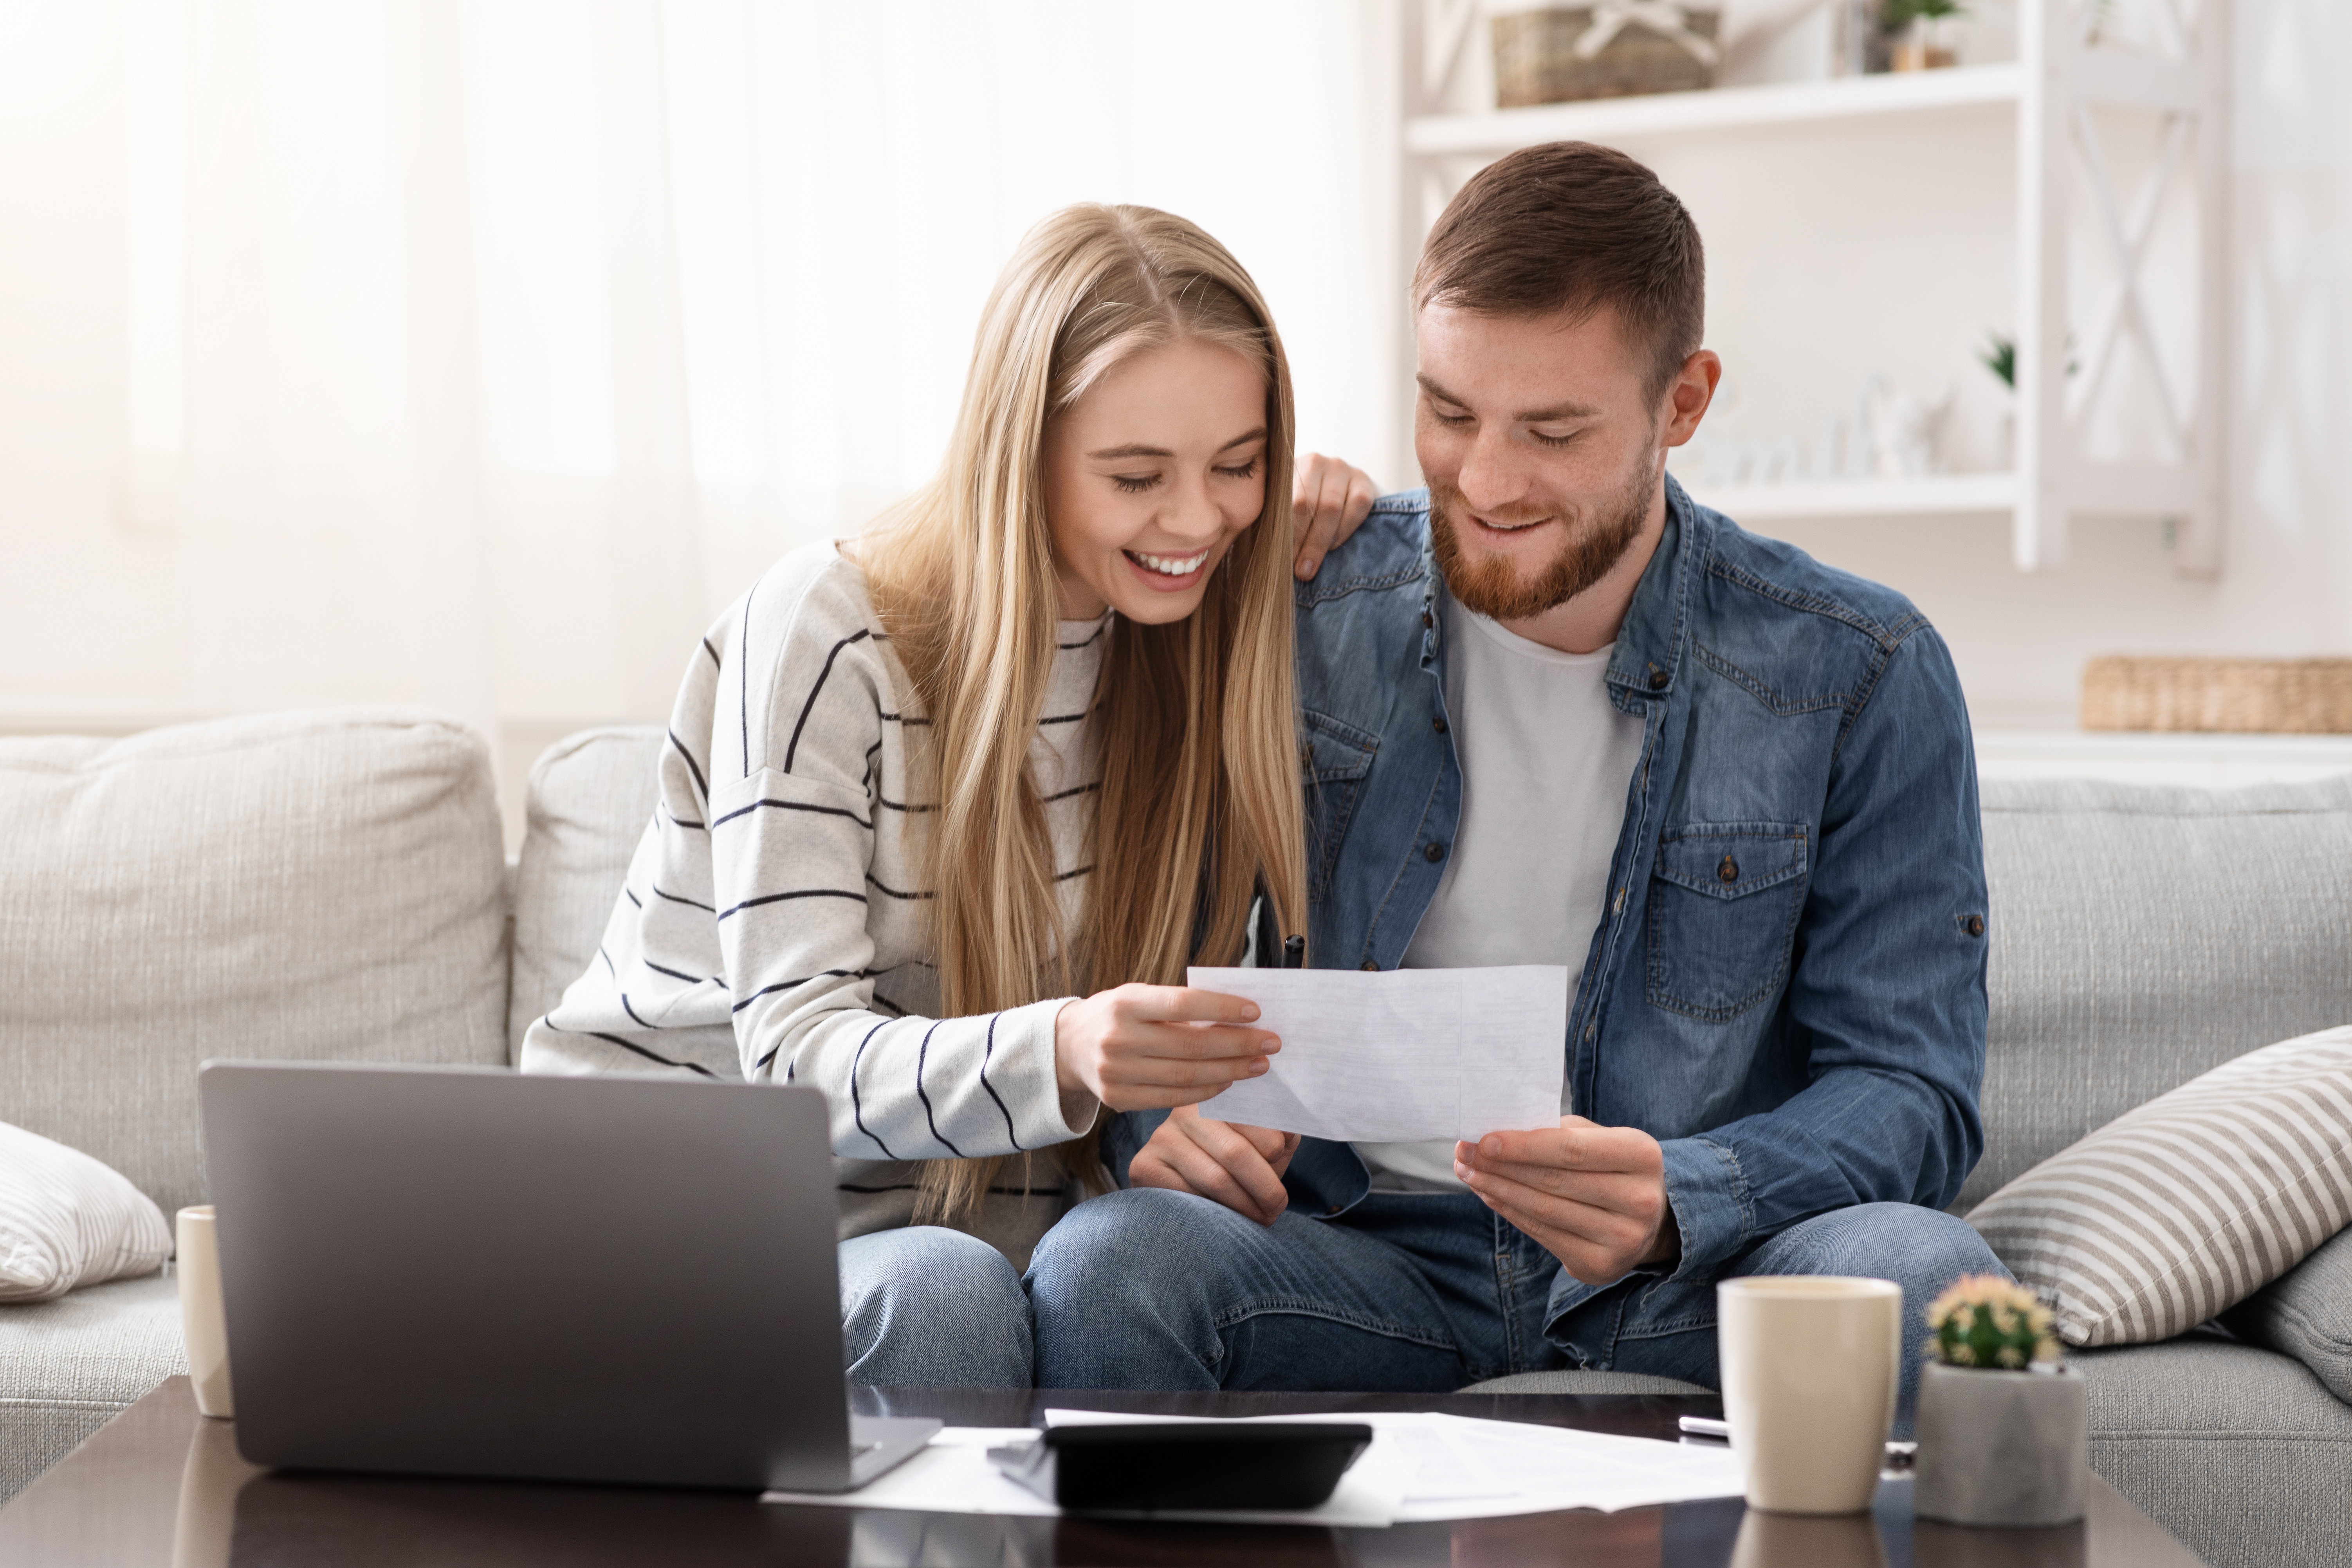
[759,1410,1744,1524]
[1187,964,1569,1143]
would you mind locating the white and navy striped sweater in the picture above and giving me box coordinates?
[520,544,1108,1264]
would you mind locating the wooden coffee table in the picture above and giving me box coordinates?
[0,1378,2203,1566]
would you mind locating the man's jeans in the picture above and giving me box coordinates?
[1028,1190,2004,1429]
[841,1227,1032,1388]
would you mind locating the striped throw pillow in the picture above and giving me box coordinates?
[0,1121,173,1303]
[1967,1026,2352,1347]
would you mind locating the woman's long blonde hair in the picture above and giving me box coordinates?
[855,204,1308,1223]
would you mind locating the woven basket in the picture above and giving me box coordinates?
[1490,7,1721,107]
[2081,657,2352,734]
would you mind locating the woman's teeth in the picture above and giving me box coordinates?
[1128,549,1210,576]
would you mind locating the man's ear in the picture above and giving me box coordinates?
[1659,350,1722,448]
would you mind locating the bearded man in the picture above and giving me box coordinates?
[1026,141,2002,1423]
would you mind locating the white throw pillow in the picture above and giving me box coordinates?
[0,1121,173,1302]
[1968,1025,2352,1346]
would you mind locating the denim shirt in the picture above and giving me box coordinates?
[1116,477,1989,1319]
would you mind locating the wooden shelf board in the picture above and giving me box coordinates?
[1406,63,2023,155]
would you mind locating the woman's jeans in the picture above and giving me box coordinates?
[1026,1188,2004,1431]
[838,1226,1033,1388]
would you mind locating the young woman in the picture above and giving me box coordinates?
[521,204,1335,1388]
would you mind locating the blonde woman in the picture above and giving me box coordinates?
[522,205,1368,1387]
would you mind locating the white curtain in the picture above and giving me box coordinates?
[5,0,1394,806]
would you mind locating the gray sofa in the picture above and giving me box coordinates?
[3,711,2347,1566]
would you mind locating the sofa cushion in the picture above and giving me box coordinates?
[2223,1222,2352,1404]
[0,1270,184,1505]
[0,711,509,1217]
[2073,1337,2352,1568]
[507,727,662,1058]
[1968,776,2352,1211]
[0,1124,171,1303]
[1968,1027,2352,1346]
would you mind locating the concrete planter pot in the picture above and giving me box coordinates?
[1913,1362,2087,1527]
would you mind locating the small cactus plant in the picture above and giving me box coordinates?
[1926,1274,2060,1370]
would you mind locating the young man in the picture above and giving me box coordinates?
[1026,143,2001,1415]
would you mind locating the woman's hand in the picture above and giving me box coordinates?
[1130,1105,1300,1226]
[1291,453,1380,581]
[1053,984,1279,1114]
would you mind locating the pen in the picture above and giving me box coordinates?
[1282,935,1305,969]
[1677,1416,1915,1467]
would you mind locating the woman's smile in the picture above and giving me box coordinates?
[1122,546,1213,590]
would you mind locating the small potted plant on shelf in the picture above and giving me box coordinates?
[1913,1275,2087,1527]
[1884,0,1964,70]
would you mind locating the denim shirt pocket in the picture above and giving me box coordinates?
[1300,708,1379,904]
[1645,822,1809,1022]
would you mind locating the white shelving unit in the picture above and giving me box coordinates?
[1399,1,2230,576]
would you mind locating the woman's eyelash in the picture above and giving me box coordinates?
[1111,459,1257,492]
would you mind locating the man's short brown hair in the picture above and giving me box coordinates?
[1413,141,1704,401]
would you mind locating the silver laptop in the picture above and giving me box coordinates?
[198,1062,938,1492]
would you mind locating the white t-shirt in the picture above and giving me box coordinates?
[1355,590,1647,1193]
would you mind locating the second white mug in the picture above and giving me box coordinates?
[175,1205,234,1420]
[1717,1275,1901,1515]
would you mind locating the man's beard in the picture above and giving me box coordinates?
[1429,448,1658,623]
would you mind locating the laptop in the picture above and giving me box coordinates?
[198,1061,939,1492]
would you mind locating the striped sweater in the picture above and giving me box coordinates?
[519,543,1109,1267]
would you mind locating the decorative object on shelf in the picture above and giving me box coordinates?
[1912,1274,2086,1528]
[1859,374,1951,478]
[1978,331,2015,390]
[2082,657,2352,734]
[1981,332,2018,467]
[1679,373,1953,489]
[1489,4,1722,106]
[1837,0,1891,76]
[1883,0,1964,71]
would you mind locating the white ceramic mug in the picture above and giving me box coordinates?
[175,1206,234,1420]
[1717,1275,1901,1514]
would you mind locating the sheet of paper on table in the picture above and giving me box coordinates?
[759,1409,1744,1524]
[1187,964,1569,1143]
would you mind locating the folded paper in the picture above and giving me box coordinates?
[1187,965,1569,1143]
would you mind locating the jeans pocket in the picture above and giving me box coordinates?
[1644,822,1808,1021]
[1301,709,1378,904]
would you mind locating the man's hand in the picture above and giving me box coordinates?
[1129,1104,1301,1227]
[1291,453,1379,580]
[1454,1117,1681,1287]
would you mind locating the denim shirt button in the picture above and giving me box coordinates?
[1432,715,1447,734]
[1966,914,1985,936]
[1717,855,1739,884]
[1648,668,1668,691]
[1425,841,1445,862]
[1421,609,1434,628]
[1359,960,1378,971]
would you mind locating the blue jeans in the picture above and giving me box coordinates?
[1026,1191,2003,1431]
[839,1226,1032,1388]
